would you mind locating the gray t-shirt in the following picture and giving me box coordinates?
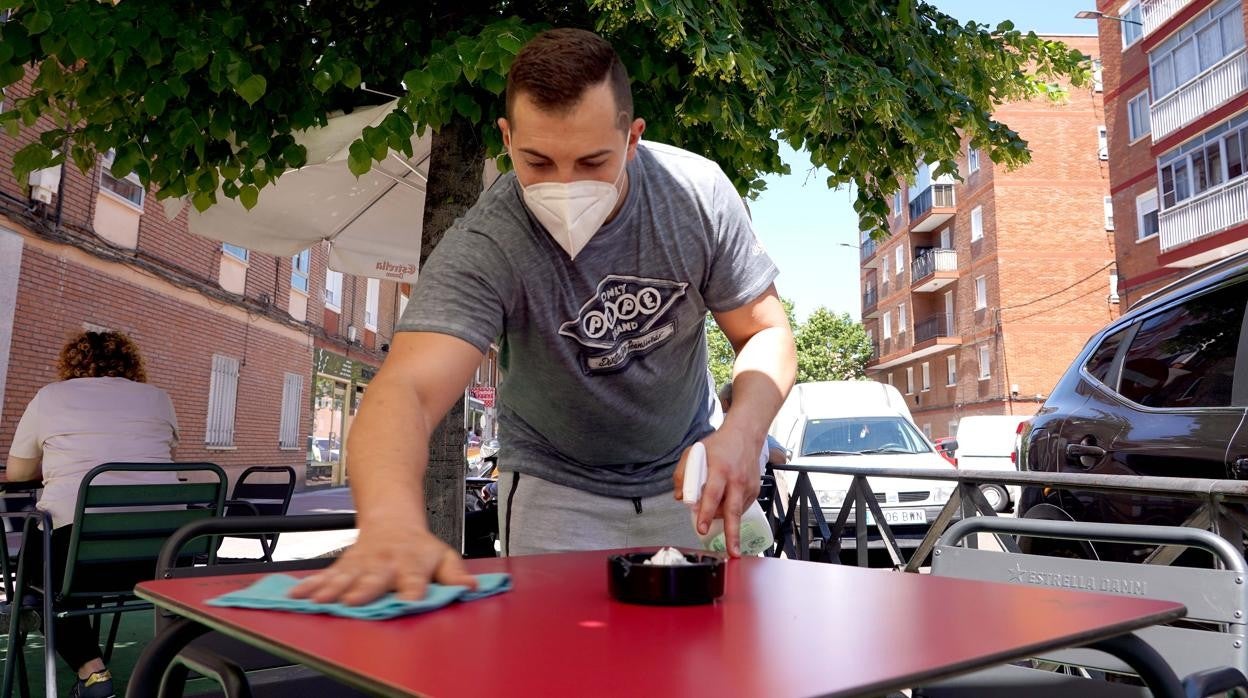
[398,141,779,497]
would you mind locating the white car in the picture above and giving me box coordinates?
[953,415,1029,512]
[769,382,958,554]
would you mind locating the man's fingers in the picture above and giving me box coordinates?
[721,490,745,557]
[339,569,397,606]
[393,566,434,602]
[696,473,726,535]
[435,549,478,590]
[306,568,361,604]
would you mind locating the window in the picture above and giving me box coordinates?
[895,246,905,276]
[898,302,907,334]
[1092,59,1104,92]
[921,362,931,391]
[1084,328,1129,385]
[365,278,380,330]
[278,373,304,449]
[1149,0,1244,99]
[291,250,310,294]
[970,206,984,241]
[1127,91,1151,142]
[866,328,874,344]
[1121,2,1143,48]
[967,145,981,174]
[975,276,987,310]
[882,311,892,340]
[206,355,240,447]
[1116,282,1247,407]
[906,367,915,395]
[946,355,958,386]
[324,269,343,310]
[1097,126,1109,160]
[100,149,144,208]
[978,345,991,380]
[923,423,933,439]
[886,372,895,387]
[1136,189,1160,240]
[1104,196,1115,231]
[1158,113,1248,208]
[222,243,249,263]
[893,191,903,218]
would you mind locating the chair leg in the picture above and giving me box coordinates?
[157,661,191,698]
[2,578,27,698]
[103,608,123,664]
[13,648,26,698]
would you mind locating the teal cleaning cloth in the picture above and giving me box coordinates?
[206,573,512,620]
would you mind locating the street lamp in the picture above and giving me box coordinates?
[1074,10,1143,25]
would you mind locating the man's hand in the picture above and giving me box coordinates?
[673,427,762,558]
[290,515,477,605]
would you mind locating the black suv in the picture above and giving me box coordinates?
[1017,253,1248,561]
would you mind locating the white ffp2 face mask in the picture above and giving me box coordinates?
[513,149,628,260]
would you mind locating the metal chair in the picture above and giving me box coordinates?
[914,517,1248,697]
[220,466,296,562]
[150,513,367,698]
[0,462,227,698]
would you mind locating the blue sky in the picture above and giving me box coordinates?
[751,0,1095,322]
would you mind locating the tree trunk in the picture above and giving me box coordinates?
[420,114,485,548]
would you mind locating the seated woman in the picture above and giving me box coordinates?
[6,330,179,698]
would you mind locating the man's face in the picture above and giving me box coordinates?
[499,80,645,187]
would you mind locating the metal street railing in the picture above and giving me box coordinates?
[762,463,1248,573]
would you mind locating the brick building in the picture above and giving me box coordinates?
[0,71,460,490]
[1094,0,1247,305]
[860,35,1119,439]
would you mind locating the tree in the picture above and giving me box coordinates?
[794,308,873,383]
[0,1,1088,544]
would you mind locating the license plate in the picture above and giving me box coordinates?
[866,508,927,526]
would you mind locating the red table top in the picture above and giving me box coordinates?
[136,552,1185,698]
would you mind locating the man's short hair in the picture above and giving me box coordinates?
[505,28,633,130]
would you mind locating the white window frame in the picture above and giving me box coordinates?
[967,145,981,174]
[1121,2,1143,48]
[898,302,907,335]
[291,250,311,295]
[1136,188,1160,241]
[324,269,343,311]
[882,311,893,340]
[946,354,958,386]
[1093,58,1104,92]
[1148,0,1244,101]
[1098,126,1109,160]
[1104,196,1115,231]
[100,149,145,209]
[895,246,905,276]
[1157,113,1248,209]
[922,423,933,439]
[1127,91,1151,142]
[975,276,988,310]
[921,362,931,392]
[906,367,915,395]
[978,344,992,380]
[970,206,984,241]
[278,372,304,449]
[893,190,903,218]
[206,355,240,448]
[886,372,895,387]
[365,277,380,331]
[222,243,249,263]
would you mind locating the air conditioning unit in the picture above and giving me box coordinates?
[28,166,61,204]
[347,325,358,343]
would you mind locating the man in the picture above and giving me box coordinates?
[718,380,788,467]
[295,28,795,606]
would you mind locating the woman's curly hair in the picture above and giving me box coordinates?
[57,331,147,383]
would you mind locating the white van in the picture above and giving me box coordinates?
[953,415,1029,512]
[768,381,956,555]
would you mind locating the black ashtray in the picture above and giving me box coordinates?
[607,551,725,605]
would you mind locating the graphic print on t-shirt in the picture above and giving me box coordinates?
[559,274,689,374]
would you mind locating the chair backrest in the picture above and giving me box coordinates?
[63,462,227,598]
[931,517,1248,679]
[229,466,296,517]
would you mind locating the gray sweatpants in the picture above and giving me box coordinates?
[497,471,701,555]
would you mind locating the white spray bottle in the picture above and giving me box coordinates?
[681,441,774,556]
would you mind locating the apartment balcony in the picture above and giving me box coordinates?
[862,286,880,318]
[908,183,956,232]
[860,237,879,264]
[1158,176,1248,265]
[1151,48,1248,143]
[910,249,959,292]
[1141,0,1191,37]
[869,314,961,370]
[868,340,880,363]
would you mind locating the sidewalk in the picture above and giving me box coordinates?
[214,487,359,561]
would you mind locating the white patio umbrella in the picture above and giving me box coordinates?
[169,100,497,284]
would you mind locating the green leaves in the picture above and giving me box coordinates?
[235,74,267,105]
